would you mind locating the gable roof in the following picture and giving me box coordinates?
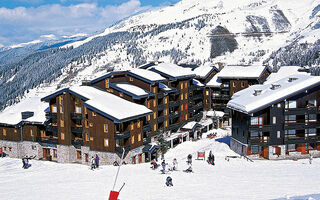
[206,74,222,88]
[90,71,126,84]
[149,63,195,81]
[192,64,218,79]
[127,68,166,84]
[110,82,154,99]
[42,86,152,123]
[218,65,268,80]
[227,74,320,114]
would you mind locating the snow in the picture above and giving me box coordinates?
[1,128,320,200]
[192,64,216,79]
[129,68,166,82]
[206,74,221,87]
[113,83,149,96]
[206,110,224,118]
[182,121,198,130]
[9,40,42,49]
[192,79,204,87]
[150,63,195,79]
[217,65,267,79]
[264,66,308,84]
[68,86,152,121]
[227,74,320,114]
[0,96,47,125]
[199,118,213,127]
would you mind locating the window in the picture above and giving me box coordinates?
[285,115,296,123]
[277,103,281,108]
[129,77,133,82]
[53,149,57,158]
[41,130,45,137]
[60,119,64,127]
[147,115,151,121]
[154,112,156,119]
[104,138,109,147]
[273,117,276,124]
[165,120,168,127]
[153,99,156,107]
[250,116,263,125]
[181,115,184,121]
[250,131,262,139]
[85,133,89,141]
[138,134,141,142]
[307,99,316,107]
[185,114,188,120]
[286,144,296,151]
[251,146,259,154]
[8,147,12,152]
[241,82,245,88]
[165,109,168,116]
[277,131,281,138]
[76,151,82,160]
[52,105,57,113]
[75,106,82,114]
[30,129,33,137]
[84,120,88,128]
[185,104,188,110]
[84,107,87,114]
[59,96,63,105]
[60,105,64,113]
[61,132,65,140]
[180,94,183,100]
[285,100,296,109]
[285,130,296,137]
[92,112,96,117]
[165,97,168,104]
[105,79,110,88]
[185,93,187,99]
[153,124,156,131]
[180,83,183,90]
[147,101,151,108]
[3,129,6,136]
[137,121,141,128]
[206,90,209,96]
[90,137,93,141]
[181,105,184,111]
[14,129,17,133]
[305,128,316,137]
[184,82,187,88]
[131,135,135,144]
[104,124,108,133]
[120,92,123,97]
[232,82,236,87]
[153,87,156,93]
[131,122,134,130]
[305,114,317,122]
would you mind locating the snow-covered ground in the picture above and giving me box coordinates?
[1,128,320,200]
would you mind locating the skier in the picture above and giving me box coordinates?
[309,154,313,164]
[0,147,3,158]
[166,176,173,187]
[212,153,215,166]
[208,151,213,164]
[90,156,96,170]
[150,160,158,170]
[172,158,178,171]
[22,155,35,169]
[161,160,166,174]
[184,165,193,173]
[95,154,100,168]
[187,154,192,165]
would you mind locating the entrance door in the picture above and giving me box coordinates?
[262,147,269,159]
[139,154,143,163]
[43,148,51,160]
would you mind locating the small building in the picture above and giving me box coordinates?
[228,74,320,159]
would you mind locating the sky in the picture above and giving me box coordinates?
[0,0,180,47]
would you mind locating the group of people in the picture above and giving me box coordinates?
[208,151,215,165]
[90,154,100,170]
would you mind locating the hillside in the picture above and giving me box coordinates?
[1,0,320,110]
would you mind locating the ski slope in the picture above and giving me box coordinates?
[1,129,320,200]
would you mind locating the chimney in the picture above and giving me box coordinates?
[254,89,262,96]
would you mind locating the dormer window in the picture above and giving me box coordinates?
[271,84,281,90]
[288,77,298,82]
[254,89,262,96]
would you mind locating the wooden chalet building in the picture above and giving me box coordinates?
[41,86,152,164]
[206,65,270,123]
[228,74,320,159]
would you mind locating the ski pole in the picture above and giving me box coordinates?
[112,148,125,191]
[118,183,125,193]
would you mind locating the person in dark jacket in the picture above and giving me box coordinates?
[212,153,215,165]
[166,176,173,186]
[95,154,99,168]
[161,160,166,173]
[187,154,192,165]
[22,155,35,169]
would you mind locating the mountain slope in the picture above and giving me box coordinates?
[1,0,320,110]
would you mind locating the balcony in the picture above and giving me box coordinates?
[158,116,165,123]
[284,107,319,115]
[169,111,180,119]
[114,130,130,139]
[46,125,58,133]
[192,94,203,100]
[71,127,83,134]
[45,113,57,120]
[157,93,164,99]
[36,137,59,144]
[72,139,83,149]
[143,125,151,132]
[169,101,180,108]
[71,113,82,121]
[157,104,165,111]
[285,136,320,144]
[248,137,270,145]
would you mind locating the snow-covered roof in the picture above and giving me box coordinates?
[206,74,221,87]
[0,96,47,125]
[192,64,217,79]
[192,79,205,87]
[42,86,152,123]
[227,74,320,114]
[149,63,195,80]
[159,83,177,93]
[128,68,166,83]
[111,82,152,99]
[218,65,268,79]
[264,66,308,84]
[199,118,213,127]
[182,121,200,130]
[206,111,224,118]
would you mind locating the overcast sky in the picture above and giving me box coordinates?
[0,0,180,47]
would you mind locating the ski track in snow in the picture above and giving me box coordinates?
[1,129,320,200]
